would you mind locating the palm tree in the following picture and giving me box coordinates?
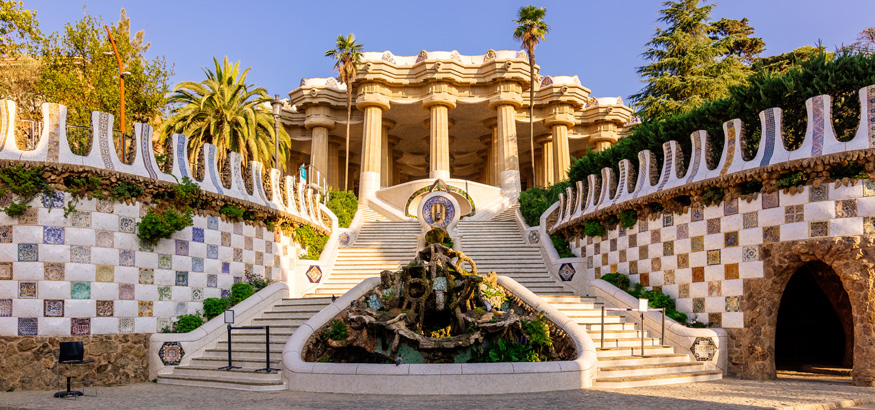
[325,33,363,191]
[164,56,290,174]
[513,5,550,187]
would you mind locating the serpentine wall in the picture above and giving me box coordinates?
[0,100,333,339]
[544,85,875,385]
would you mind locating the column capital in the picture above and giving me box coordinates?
[534,134,553,145]
[423,117,455,130]
[483,118,498,129]
[304,105,336,130]
[479,134,492,145]
[422,93,457,110]
[544,113,575,128]
[381,119,397,130]
[388,135,401,145]
[355,82,391,111]
[488,81,523,110]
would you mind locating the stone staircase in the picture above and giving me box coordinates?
[306,208,419,297]
[156,297,332,390]
[539,294,722,388]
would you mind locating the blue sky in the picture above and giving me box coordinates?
[23,0,875,102]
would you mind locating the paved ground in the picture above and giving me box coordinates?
[2,373,874,410]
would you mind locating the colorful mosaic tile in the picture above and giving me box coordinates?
[677,223,688,239]
[864,216,875,235]
[743,212,758,229]
[809,221,830,237]
[18,243,38,262]
[43,299,64,317]
[677,253,689,268]
[784,205,804,223]
[222,262,230,274]
[70,210,91,228]
[42,226,65,244]
[119,283,135,300]
[206,244,219,260]
[810,185,829,201]
[96,199,114,213]
[192,287,204,302]
[708,281,722,297]
[175,271,188,286]
[119,249,135,267]
[708,313,722,328]
[640,273,650,287]
[233,276,242,284]
[158,286,172,301]
[192,257,204,272]
[629,260,638,274]
[119,317,134,333]
[70,245,90,263]
[707,249,721,265]
[558,263,575,281]
[306,265,322,283]
[651,230,661,244]
[664,269,675,285]
[763,226,780,243]
[245,237,253,251]
[628,233,637,248]
[42,190,64,208]
[221,232,231,247]
[137,268,153,285]
[175,240,189,256]
[159,254,172,269]
[724,198,738,216]
[207,216,219,230]
[139,238,155,252]
[662,213,673,227]
[221,288,231,298]
[192,227,204,243]
[663,241,674,256]
[138,301,153,317]
[706,218,721,234]
[96,265,114,282]
[0,299,11,317]
[762,191,780,209]
[119,217,136,233]
[18,317,38,336]
[0,225,11,243]
[207,274,218,288]
[610,238,617,252]
[725,263,739,280]
[233,248,243,262]
[234,223,243,235]
[742,245,760,262]
[96,300,113,317]
[159,342,184,366]
[692,266,705,283]
[18,281,36,298]
[650,257,661,271]
[0,262,11,280]
[255,252,264,266]
[724,231,739,247]
[725,296,740,312]
[691,207,704,222]
[692,297,705,313]
[19,207,37,224]
[836,199,858,218]
[95,230,113,248]
[71,281,91,299]
[691,236,704,252]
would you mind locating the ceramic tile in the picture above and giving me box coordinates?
[159,254,172,269]
[119,317,134,333]
[265,241,272,254]
[677,223,688,239]
[42,190,64,208]
[0,192,10,207]
[119,283,135,300]
[207,274,217,288]
[809,221,829,237]
[175,271,188,286]
[743,212,758,229]
[864,216,875,235]
[71,281,91,299]
[629,260,638,274]
[725,296,740,312]
[691,236,704,252]
[742,245,760,262]
[707,249,721,265]
[96,265,114,282]
[610,238,617,252]
[119,249,135,267]
[679,283,690,298]
[70,210,91,228]
[708,281,721,297]
[207,216,219,230]
[0,226,12,243]
[706,218,721,234]
[664,269,675,285]
[836,199,858,218]
[234,223,243,235]
[192,227,204,243]
[221,262,230,274]
[18,318,38,336]
[650,257,661,271]
[139,238,154,252]
[708,313,722,327]
[19,281,37,298]
[18,207,38,224]
[255,227,263,240]
[95,230,114,248]
[619,249,627,263]
[692,297,705,313]
[763,226,780,243]
[220,289,231,298]
[650,230,660,244]
[663,213,673,227]
[191,287,204,302]
[96,300,114,317]
[207,244,218,259]
[119,217,136,233]
[138,301,153,317]
[601,253,608,267]
[785,205,805,223]
[724,198,738,216]
[691,207,704,222]
[42,226,65,244]
[175,240,189,256]
[158,286,172,301]
[96,199,114,213]
[762,191,780,209]
[18,244,38,262]
[628,233,637,248]
[221,232,231,247]
[677,253,689,268]
[725,263,739,280]
[245,237,253,251]
[724,231,739,247]
[663,241,674,256]
[0,262,11,280]
[70,245,90,263]
[0,299,12,317]
[233,248,242,262]
[594,243,600,254]
[638,222,647,233]
[640,272,650,287]
[692,266,705,282]
[810,185,829,201]
[255,252,263,266]
[192,257,204,272]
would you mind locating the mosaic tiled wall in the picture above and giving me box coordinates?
[0,194,298,336]
[580,181,875,328]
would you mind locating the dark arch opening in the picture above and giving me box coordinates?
[776,261,853,371]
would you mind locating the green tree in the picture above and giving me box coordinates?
[631,0,750,120]
[325,33,363,191]
[163,56,290,172]
[0,0,41,57]
[0,1,42,123]
[38,8,172,137]
[709,17,765,63]
[751,45,828,73]
[845,27,875,55]
[513,5,550,186]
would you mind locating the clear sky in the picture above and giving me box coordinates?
[22,0,875,102]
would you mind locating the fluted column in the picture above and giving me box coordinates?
[479,135,493,187]
[380,121,396,188]
[304,105,334,186]
[545,104,575,183]
[485,118,500,187]
[392,150,403,187]
[327,137,342,188]
[355,83,390,199]
[535,134,554,187]
[489,81,523,195]
[533,147,544,187]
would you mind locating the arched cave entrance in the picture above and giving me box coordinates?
[775,261,853,371]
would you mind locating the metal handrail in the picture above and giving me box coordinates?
[218,324,278,373]
[20,119,40,150]
[66,124,91,155]
[599,305,666,356]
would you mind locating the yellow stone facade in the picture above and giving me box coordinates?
[283,50,634,197]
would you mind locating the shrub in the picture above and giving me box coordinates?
[325,190,358,228]
[829,163,868,180]
[550,234,574,258]
[231,283,255,305]
[601,273,631,290]
[701,187,724,206]
[203,297,232,320]
[627,284,688,324]
[774,171,809,189]
[0,165,53,217]
[583,220,606,238]
[518,181,572,227]
[245,271,272,292]
[170,314,204,333]
[295,225,328,260]
[173,176,202,206]
[111,183,145,201]
[323,319,349,341]
[137,207,194,245]
[66,176,101,197]
[220,205,246,221]
[618,209,638,229]
[738,180,763,195]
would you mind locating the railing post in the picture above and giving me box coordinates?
[600,305,605,349]
[661,308,665,346]
[218,324,241,370]
[256,325,279,373]
[640,311,645,357]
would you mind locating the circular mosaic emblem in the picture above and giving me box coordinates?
[422,196,455,229]
[527,230,540,244]
[339,232,351,246]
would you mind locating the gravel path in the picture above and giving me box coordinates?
[2,373,874,410]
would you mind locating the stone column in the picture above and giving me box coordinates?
[484,118,500,187]
[355,84,390,199]
[535,134,554,187]
[380,121,396,188]
[423,82,456,180]
[327,137,342,189]
[392,150,403,187]
[545,104,574,184]
[304,105,334,185]
[479,135,493,187]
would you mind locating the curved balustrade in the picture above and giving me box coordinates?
[0,100,327,230]
[550,85,875,233]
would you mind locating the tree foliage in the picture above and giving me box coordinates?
[0,0,41,57]
[325,33,363,191]
[513,5,550,186]
[164,56,290,171]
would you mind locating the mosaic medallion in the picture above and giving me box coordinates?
[159,342,185,366]
[558,263,575,281]
[690,337,717,361]
[421,196,455,229]
[339,232,351,247]
[306,265,322,283]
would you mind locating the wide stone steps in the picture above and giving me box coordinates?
[158,370,285,391]
[593,370,723,388]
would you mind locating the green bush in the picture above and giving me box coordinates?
[829,163,868,180]
[583,220,606,238]
[0,165,53,217]
[111,183,145,201]
[325,190,358,228]
[323,319,349,341]
[774,171,809,189]
[220,205,246,222]
[627,284,688,324]
[518,181,572,227]
[231,283,255,305]
[618,209,638,229]
[173,176,202,206]
[203,297,232,320]
[550,234,574,258]
[295,225,328,260]
[169,314,204,333]
[738,180,763,195]
[245,271,272,292]
[601,273,631,290]
[701,187,724,206]
[137,207,194,246]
